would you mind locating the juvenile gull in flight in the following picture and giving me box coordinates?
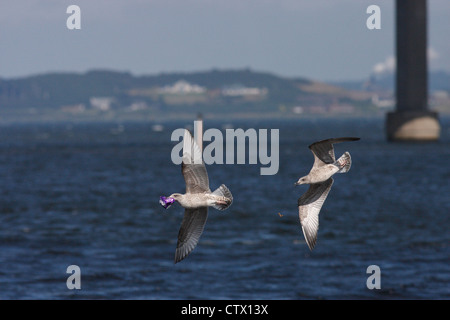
[164,130,233,263]
[295,137,360,250]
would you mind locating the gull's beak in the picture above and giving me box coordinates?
[294,181,300,186]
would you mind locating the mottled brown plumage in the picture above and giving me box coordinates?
[295,137,359,250]
[169,130,232,263]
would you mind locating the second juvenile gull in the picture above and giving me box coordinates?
[295,137,360,250]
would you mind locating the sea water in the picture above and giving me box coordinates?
[0,117,448,299]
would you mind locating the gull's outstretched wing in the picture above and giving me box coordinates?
[309,137,360,168]
[175,207,208,263]
[181,129,210,194]
[298,178,334,250]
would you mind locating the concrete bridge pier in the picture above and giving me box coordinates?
[386,0,440,141]
[386,111,440,141]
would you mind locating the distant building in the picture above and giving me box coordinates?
[430,90,449,100]
[429,90,450,113]
[371,94,395,108]
[222,85,268,97]
[90,97,115,111]
[60,103,86,114]
[292,106,304,114]
[126,101,148,111]
[158,80,206,94]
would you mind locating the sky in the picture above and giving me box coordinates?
[1,0,449,82]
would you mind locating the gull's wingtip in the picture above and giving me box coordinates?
[174,253,183,264]
[301,225,317,251]
[174,247,189,264]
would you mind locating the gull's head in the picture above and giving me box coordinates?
[295,176,309,186]
[168,193,183,201]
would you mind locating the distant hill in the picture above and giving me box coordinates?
[0,69,379,121]
[331,70,450,93]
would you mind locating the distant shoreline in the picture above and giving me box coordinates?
[0,111,391,125]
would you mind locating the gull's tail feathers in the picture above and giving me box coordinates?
[211,184,233,211]
[335,152,352,173]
